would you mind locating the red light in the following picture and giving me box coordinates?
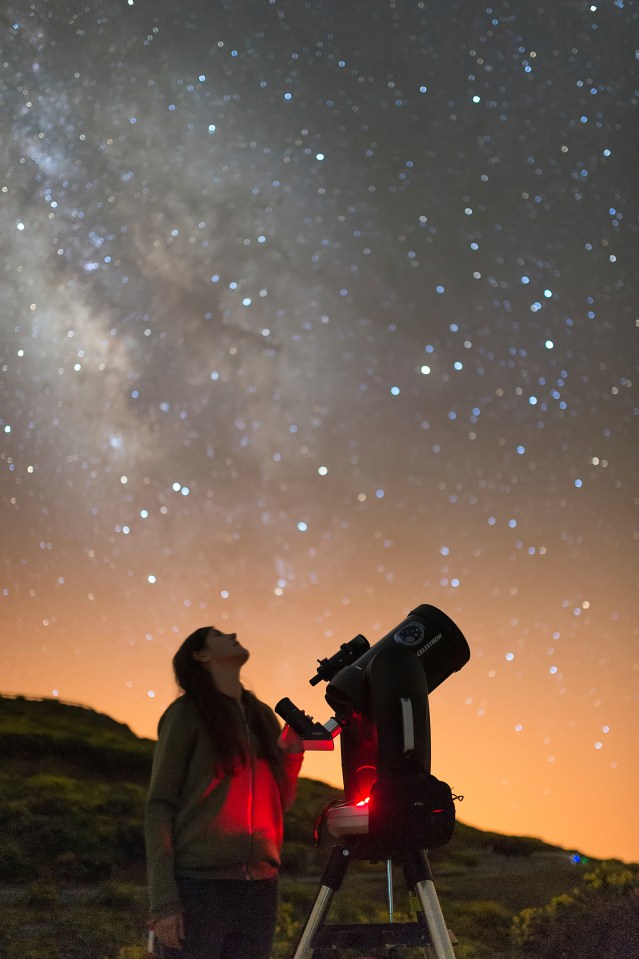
[355,797,370,806]
[433,809,444,813]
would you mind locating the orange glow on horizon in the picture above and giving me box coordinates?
[3,586,637,866]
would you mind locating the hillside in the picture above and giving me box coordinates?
[0,693,154,782]
[0,693,573,871]
[1,694,636,959]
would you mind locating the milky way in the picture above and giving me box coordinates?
[1,0,637,861]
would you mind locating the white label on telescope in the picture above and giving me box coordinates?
[394,623,425,646]
[400,697,415,753]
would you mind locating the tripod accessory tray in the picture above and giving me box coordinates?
[326,801,369,837]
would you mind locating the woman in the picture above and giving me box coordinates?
[144,626,304,959]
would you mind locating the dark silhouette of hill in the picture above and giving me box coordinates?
[0,693,582,882]
[0,693,155,782]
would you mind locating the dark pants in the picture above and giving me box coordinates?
[157,877,278,959]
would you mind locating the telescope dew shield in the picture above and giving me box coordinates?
[325,604,470,715]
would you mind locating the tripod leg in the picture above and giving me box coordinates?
[414,878,456,959]
[291,884,335,959]
[291,844,351,959]
[403,849,456,959]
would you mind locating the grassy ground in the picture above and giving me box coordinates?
[0,846,587,959]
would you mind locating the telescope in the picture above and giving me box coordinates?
[276,603,469,847]
[276,604,470,959]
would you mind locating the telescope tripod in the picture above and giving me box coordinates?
[291,839,457,959]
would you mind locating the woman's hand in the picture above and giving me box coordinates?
[153,912,185,950]
[277,723,305,754]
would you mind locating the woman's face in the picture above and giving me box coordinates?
[202,627,250,666]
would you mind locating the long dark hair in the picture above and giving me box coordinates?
[173,626,283,777]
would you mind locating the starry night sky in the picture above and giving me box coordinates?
[1,0,637,863]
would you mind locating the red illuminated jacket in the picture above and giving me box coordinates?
[144,693,303,919]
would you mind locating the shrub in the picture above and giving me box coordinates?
[512,862,639,959]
